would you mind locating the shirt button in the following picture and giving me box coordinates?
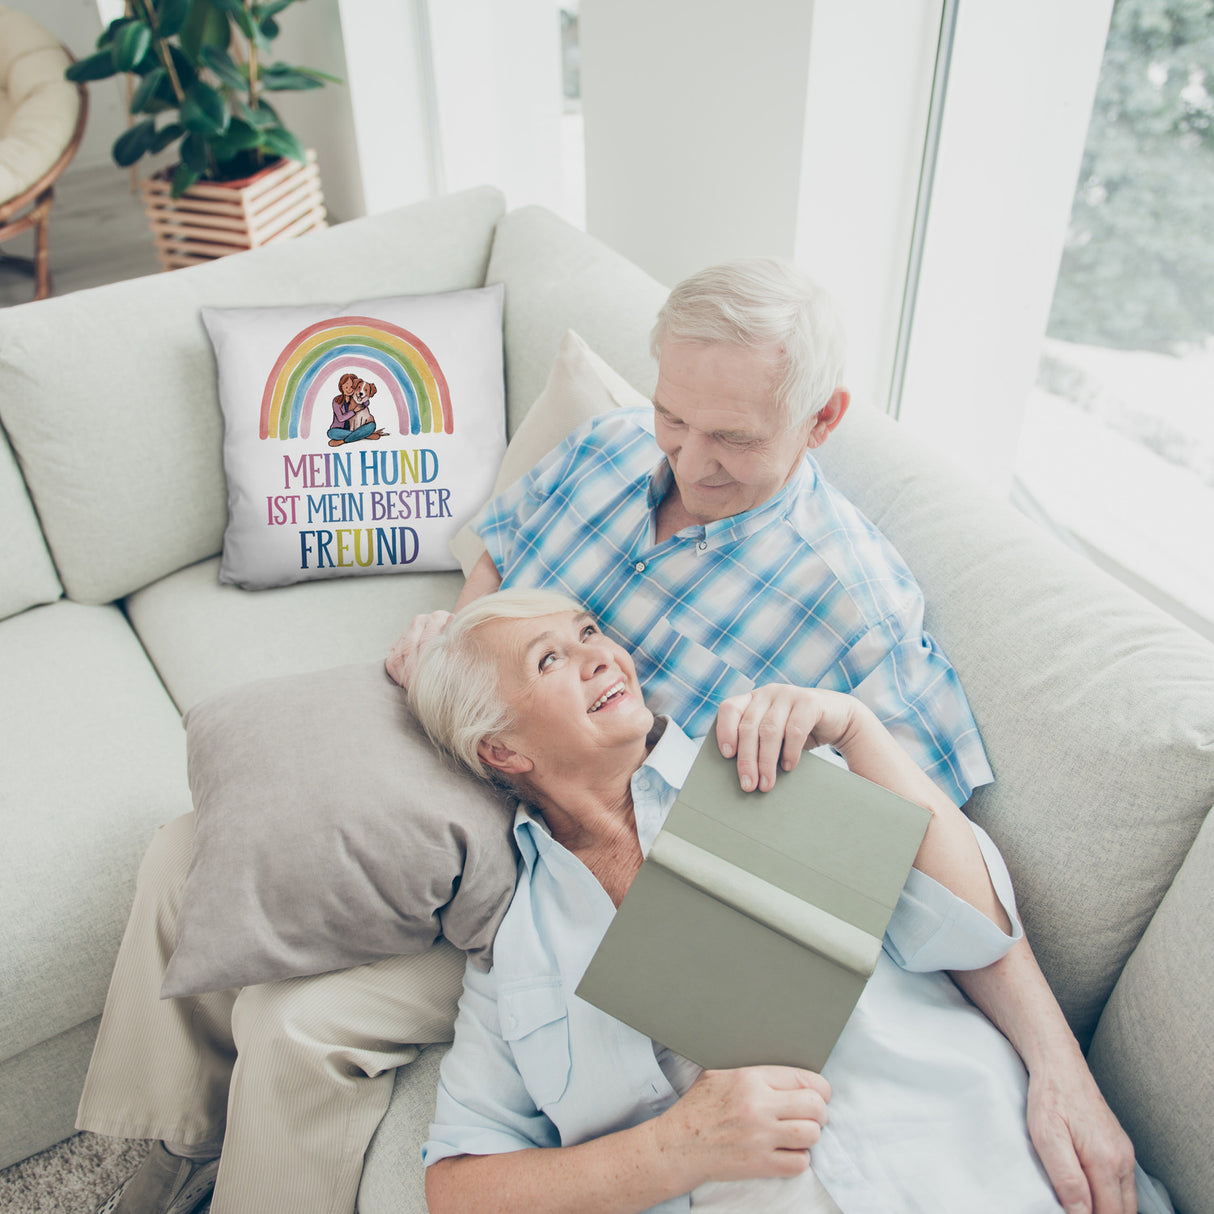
[634,561,646,573]
[697,541,708,551]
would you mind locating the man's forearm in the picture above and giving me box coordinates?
[455,549,504,610]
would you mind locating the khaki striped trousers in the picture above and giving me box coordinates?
[76,813,466,1214]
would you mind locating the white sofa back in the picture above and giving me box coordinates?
[0,188,507,605]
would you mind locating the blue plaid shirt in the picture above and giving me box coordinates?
[474,407,992,805]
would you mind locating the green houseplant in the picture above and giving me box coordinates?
[66,0,338,197]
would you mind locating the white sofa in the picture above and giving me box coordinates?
[1,186,1211,1214]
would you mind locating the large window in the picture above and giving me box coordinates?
[1013,0,1214,636]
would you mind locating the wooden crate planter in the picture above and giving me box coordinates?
[140,150,327,271]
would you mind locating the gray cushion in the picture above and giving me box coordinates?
[815,402,1214,1045]
[0,426,60,620]
[0,186,506,605]
[125,555,463,714]
[485,204,668,435]
[1088,804,1214,1214]
[162,663,519,997]
[0,601,191,1061]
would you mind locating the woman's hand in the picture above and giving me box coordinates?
[715,685,861,792]
[653,1066,830,1185]
[385,610,453,688]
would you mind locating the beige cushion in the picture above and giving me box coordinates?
[163,663,518,997]
[485,205,667,436]
[449,329,643,575]
[0,186,506,605]
[0,7,77,201]
[1088,806,1214,1214]
[0,600,191,1062]
[125,555,463,713]
[0,426,60,620]
[814,402,1214,1046]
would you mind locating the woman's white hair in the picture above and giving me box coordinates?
[650,258,847,429]
[407,588,586,782]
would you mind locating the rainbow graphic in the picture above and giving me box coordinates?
[260,316,452,440]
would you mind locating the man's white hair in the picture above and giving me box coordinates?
[407,588,586,781]
[650,258,847,429]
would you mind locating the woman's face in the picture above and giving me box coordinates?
[477,610,653,776]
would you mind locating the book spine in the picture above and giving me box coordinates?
[648,832,882,977]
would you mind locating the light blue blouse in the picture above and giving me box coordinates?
[424,721,1067,1212]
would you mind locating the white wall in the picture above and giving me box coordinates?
[428,0,565,213]
[579,0,818,288]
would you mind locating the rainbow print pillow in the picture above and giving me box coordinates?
[202,285,506,589]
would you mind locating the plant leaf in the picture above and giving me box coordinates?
[181,80,230,135]
[260,63,323,91]
[96,17,129,50]
[259,15,279,40]
[222,118,263,150]
[260,125,305,163]
[112,119,157,167]
[200,44,249,90]
[66,50,119,83]
[254,0,297,19]
[150,121,185,153]
[155,0,191,40]
[234,97,279,129]
[171,162,201,197]
[112,20,152,72]
[180,131,210,172]
[129,66,166,113]
[180,0,231,63]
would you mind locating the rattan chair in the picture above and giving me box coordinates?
[0,6,87,302]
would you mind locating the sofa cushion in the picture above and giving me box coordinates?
[485,205,668,436]
[0,424,60,620]
[0,186,506,605]
[0,600,192,1063]
[124,556,463,714]
[813,402,1214,1045]
[163,663,517,996]
[450,329,642,576]
[1088,804,1214,1214]
[202,285,506,590]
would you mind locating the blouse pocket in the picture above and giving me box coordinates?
[499,978,572,1109]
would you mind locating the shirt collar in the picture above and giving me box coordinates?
[512,716,703,868]
[645,455,818,547]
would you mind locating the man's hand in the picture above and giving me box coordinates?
[715,684,859,792]
[653,1066,830,1186]
[1026,1061,1137,1214]
[385,610,453,689]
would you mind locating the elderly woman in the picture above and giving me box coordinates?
[408,588,1100,1214]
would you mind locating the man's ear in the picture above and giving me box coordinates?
[477,738,533,777]
[806,388,850,450]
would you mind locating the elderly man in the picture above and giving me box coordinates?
[388,260,1136,1214]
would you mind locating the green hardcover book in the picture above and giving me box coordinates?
[575,743,932,1072]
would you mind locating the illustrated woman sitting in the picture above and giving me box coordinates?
[329,372,387,446]
[408,588,1169,1214]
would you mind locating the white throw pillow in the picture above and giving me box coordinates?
[449,328,650,576]
[203,285,506,590]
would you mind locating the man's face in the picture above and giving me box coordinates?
[652,340,816,524]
